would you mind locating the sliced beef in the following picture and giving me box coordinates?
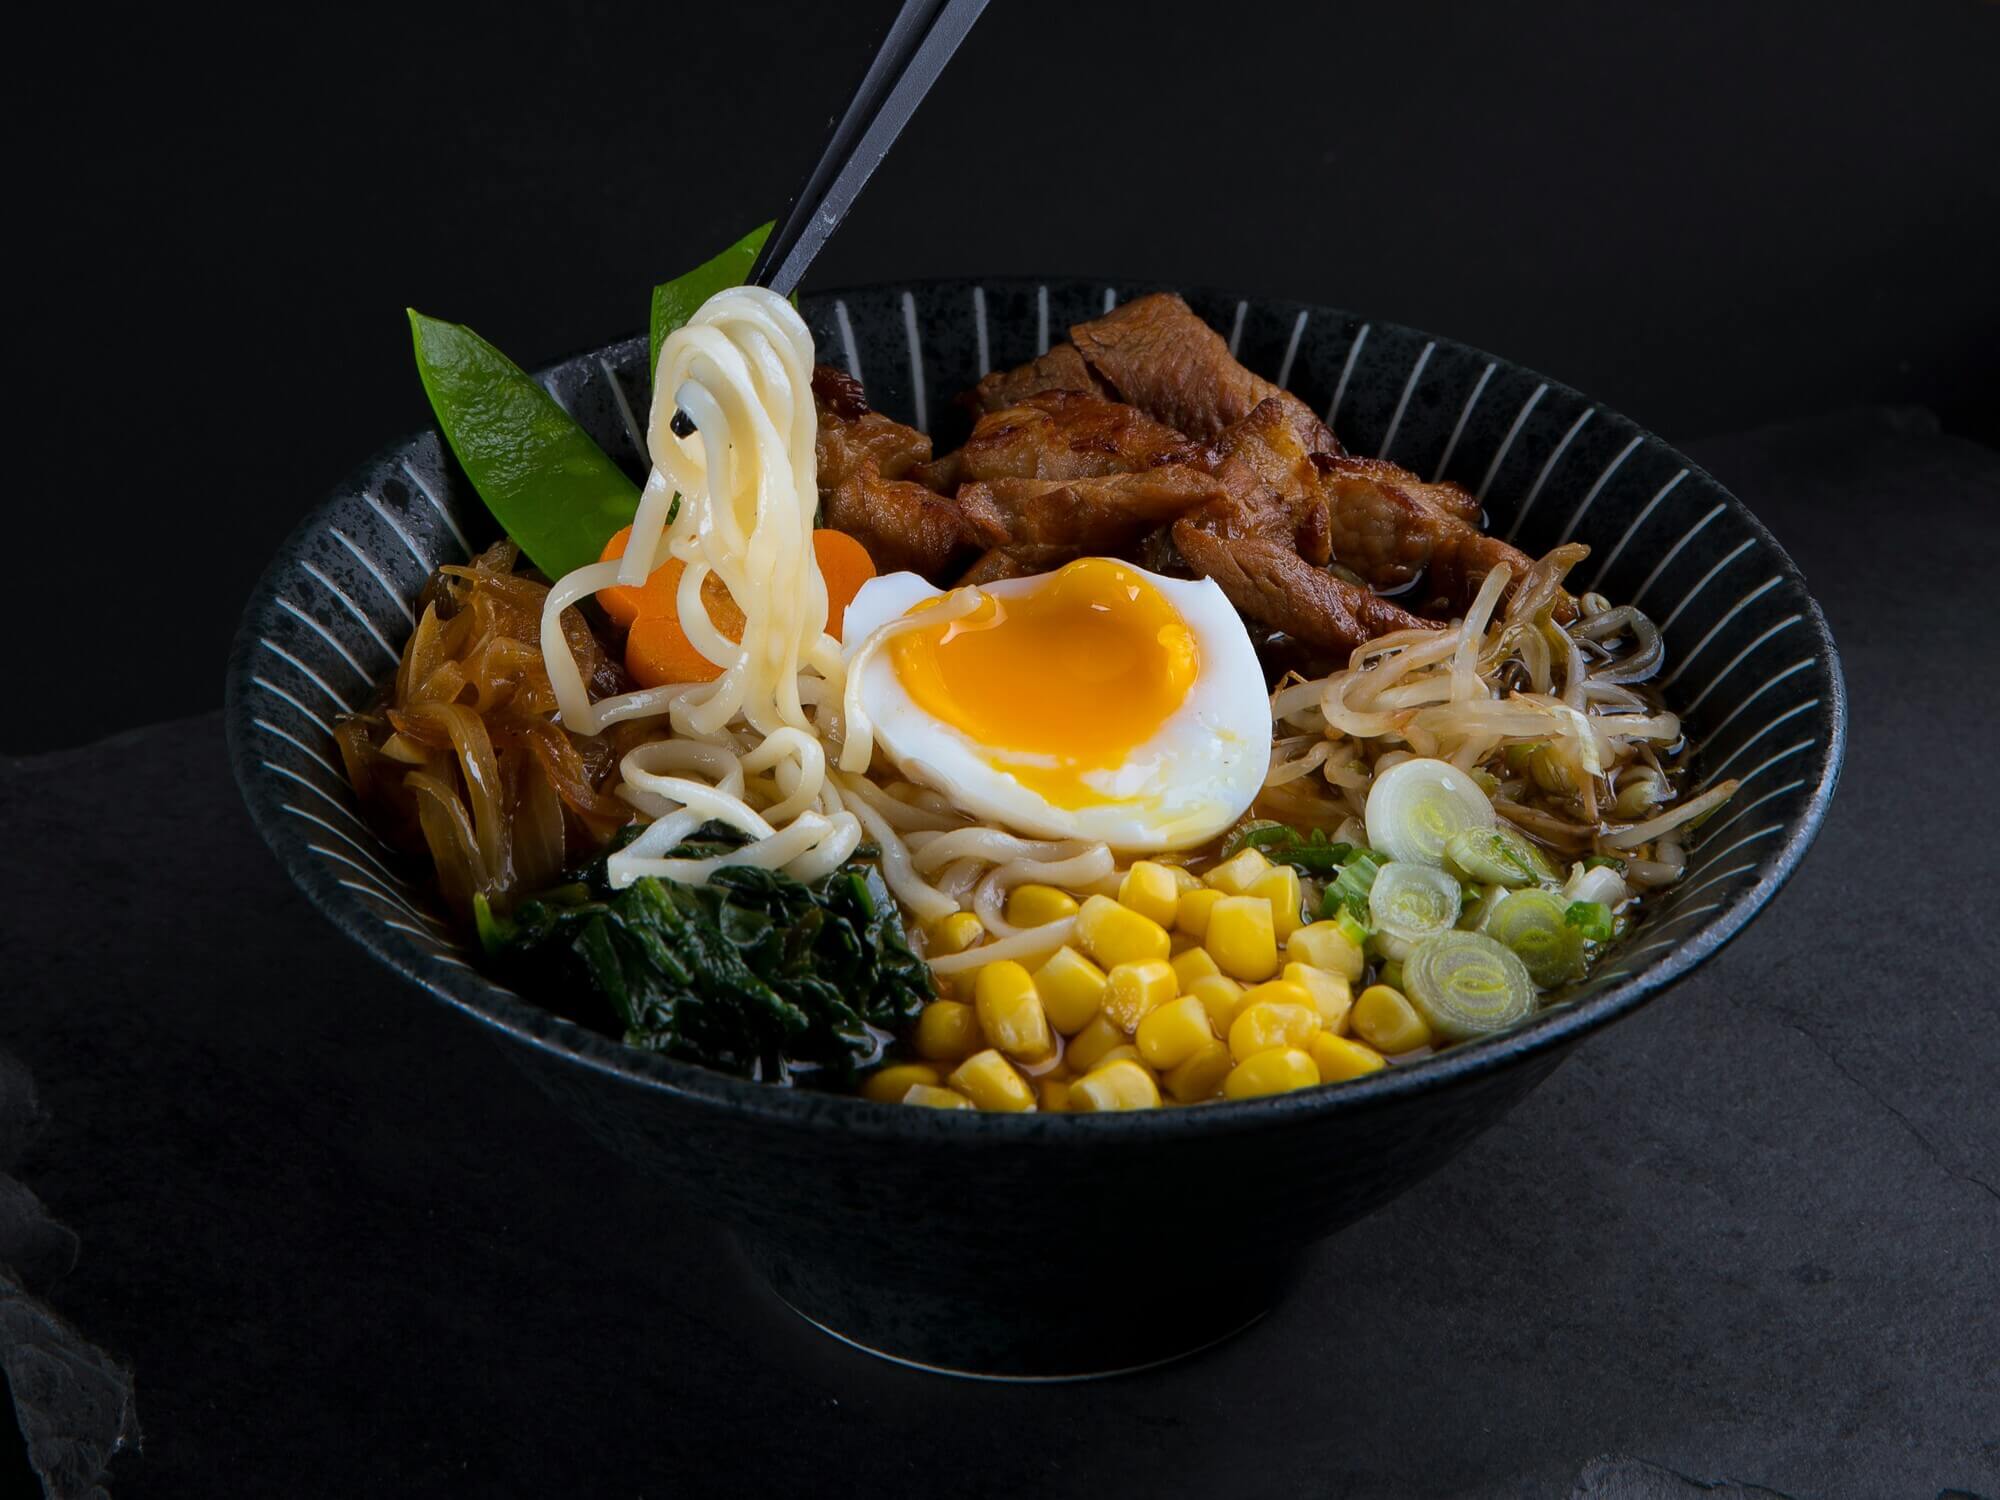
[916,390,1191,492]
[1170,395,1333,564]
[966,343,1110,414]
[1173,522,1434,656]
[1317,455,1552,615]
[958,544,1081,586]
[812,365,973,579]
[1069,293,1339,453]
[957,468,1226,552]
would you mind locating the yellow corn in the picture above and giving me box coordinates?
[1091,1044,1143,1069]
[1286,920,1366,983]
[1204,847,1270,895]
[1351,984,1433,1054]
[1185,973,1246,1037]
[948,1049,1038,1112]
[1065,1013,1129,1074]
[861,1062,941,1104]
[1075,894,1171,969]
[1206,895,1279,982]
[1069,1059,1161,1111]
[1102,959,1178,1033]
[1283,961,1354,1033]
[1175,887,1225,939]
[902,1084,975,1110]
[973,961,1056,1063]
[1164,1038,1234,1103]
[1167,864,1204,894]
[1038,1077,1072,1113]
[1170,945,1222,990]
[913,999,982,1061]
[1228,994,1321,1062]
[1118,861,1182,928]
[1031,946,1108,1035]
[1310,1031,1387,1083]
[1169,930,1204,956]
[1135,995,1217,1071]
[1223,1047,1319,1099]
[930,911,985,956]
[1248,865,1305,940]
[1006,883,1080,929]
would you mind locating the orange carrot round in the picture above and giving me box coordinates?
[813,528,876,641]
[595,525,877,687]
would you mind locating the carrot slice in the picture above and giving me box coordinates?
[596,525,877,686]
[812,528,877,641]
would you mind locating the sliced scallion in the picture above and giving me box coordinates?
[1444,826,1556,888]
[1369,863,1463,946]
[1481,889,1587,988]
[1365,758,1497,867]
[1402,931,1538,1041]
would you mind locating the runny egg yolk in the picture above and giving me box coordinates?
[887,558,1201,808]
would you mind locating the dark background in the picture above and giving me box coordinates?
[7,0,1996,753]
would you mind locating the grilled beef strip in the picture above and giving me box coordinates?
[915,389,1190,491]
[1068,293,1340,454]
[811,365,976,580]
[965,343,1110,414]
[1172,522,1432,656]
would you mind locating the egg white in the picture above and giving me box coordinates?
[841,565,1272,850]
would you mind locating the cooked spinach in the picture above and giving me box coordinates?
[484,823,932,1082]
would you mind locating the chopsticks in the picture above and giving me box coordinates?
[749,0,991,298]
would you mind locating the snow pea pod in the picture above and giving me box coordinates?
[408,309,639,580]
[648,221,773,383]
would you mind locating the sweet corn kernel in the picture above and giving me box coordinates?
[1170,945,1222,990]
[1118,861,1182,928]
[1165,1038,1234,1103]
[1136,995,1217,1071]
[1069,1059,1161,1111]
[1249,865,1305,940]
[1065,1013,1128,1074]
[1186,973,1247,1036]
[1169,930,1204,956]
[1092,1044,1143,1069]
[1032,946,1108,1035]
[913,1000,982,1061]
[1310,1031,1388,1083]
[1076,894,1171,969]
[902,1084,975,1109]
[1351,984,1433,1054]
[1006,883,1080,929]
[948,1049,1038,1112]
[1286,920,1366,983]
[861,1062,941,1103]
[931,910,985,956]
[1228,995,1321,1062]
[973,961,1056,1063]
[1223,1047,1319,1099]
[1204,847,1271,895]
[1283,962,1354,1033]
[1167,864,1205,893]
[1038,1077,1072,1112]
[1103,959,1178,1033]
[1206,895,1279,982]
[1175,887,1225,939]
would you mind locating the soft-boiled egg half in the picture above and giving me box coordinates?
[841,557,1272,850]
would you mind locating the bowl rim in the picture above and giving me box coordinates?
[225,273,1847,1141]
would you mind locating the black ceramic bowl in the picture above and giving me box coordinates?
[226,278,1843,1378]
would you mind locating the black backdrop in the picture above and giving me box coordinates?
[9,0,1995,752]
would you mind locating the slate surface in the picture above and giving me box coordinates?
[1,408,1994,1498]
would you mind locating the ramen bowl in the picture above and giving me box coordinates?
[226,278,1843,1378]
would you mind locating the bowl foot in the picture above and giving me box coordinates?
[738,1234,1286,1381]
